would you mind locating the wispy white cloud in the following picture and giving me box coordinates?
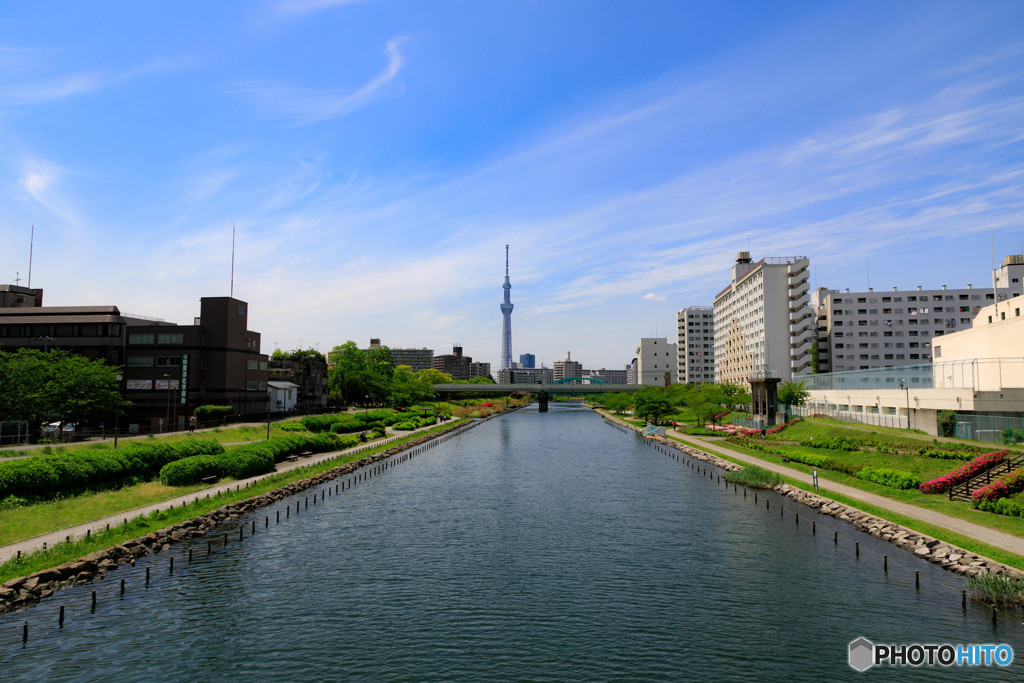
[275,0,371,16]
[642,293,665,302]
[17,159,82,226]
[234,37,406,124]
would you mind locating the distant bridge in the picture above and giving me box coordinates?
[431,382,644,412]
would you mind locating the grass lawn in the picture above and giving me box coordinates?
[0,480,208,546]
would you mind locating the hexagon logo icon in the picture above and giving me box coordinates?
[849,637,875,672]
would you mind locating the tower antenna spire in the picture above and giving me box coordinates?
[500,245,514,370]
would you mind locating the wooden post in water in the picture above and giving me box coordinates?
[146,567,150,585]
[855,542,859,558]
[962,590,966,609]
[883,554,887,572]
[121,578,125,595]
[91,590,97,609]
[22,622,27,645]
[189,548,193,564]
[59,605,65,627]
[170,557,174,573]
[834,531,838,544]
[915,570,919,589]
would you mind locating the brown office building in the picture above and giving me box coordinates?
[0,292,268,432]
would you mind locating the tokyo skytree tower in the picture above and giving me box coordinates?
[500,245,513,370]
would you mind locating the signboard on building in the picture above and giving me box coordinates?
[126,379,152,390]
[179,353,189,405]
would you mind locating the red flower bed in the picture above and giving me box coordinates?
[481,402,493,408]
[919,451,1006,494]
[973,466,1024,503]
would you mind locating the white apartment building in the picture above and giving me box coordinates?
[636,337,678,386]
[553,352,583,381]
[676,306,714,384]
[713,252,813,385]
[816,254,1024,373]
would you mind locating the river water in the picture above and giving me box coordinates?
[1,403,1021,680]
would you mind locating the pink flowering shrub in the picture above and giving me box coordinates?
[972,467,1024,503]
[918,451,1006,494]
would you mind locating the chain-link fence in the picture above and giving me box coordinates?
[953,414,1024,445]
[0,421,30,447]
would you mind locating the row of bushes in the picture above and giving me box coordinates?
[775,446,865,476]
[0,439,224,499]
[973,496,1024,517]
[918,451,1006,494]
[972,467,1024,504]
[393,416,437,431]
[159,433,360,486]
[855,466,922,490]
[798,436,862,452]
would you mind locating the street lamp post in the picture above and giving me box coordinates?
[37,335,52,352]
[899,379,910,431]
[364,394,369,416]
[114,373,123,448]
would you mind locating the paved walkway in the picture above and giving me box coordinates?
[678,431,1024,557]
[0,423,447,565]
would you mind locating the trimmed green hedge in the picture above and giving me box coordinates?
[0,439,224,499]
[158,433,360,486]
[776,446,864,476]
[855,466,922,490]
[798,436,862,452]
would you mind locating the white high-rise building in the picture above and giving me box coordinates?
[636,337,678,386]
[713,252,813,386]
[677,306,714,384]
[815,254,1024,373]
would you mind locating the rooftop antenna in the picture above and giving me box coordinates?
[992,228,999,318]
[230,226,236,298]
[28,226,34,288]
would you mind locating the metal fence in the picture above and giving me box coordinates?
[953,414,1024,445]
[801,358,1024,393]
[787,402,911,430]
[0,421,30,447]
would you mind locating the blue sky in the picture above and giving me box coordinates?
[2,1,1023,371]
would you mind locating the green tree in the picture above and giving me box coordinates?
[388,366,431,407]
[415,368,457,385]
[0,348,124,442]
[777,380,809,419]
[633,387,674,425]
[936,409,957,438]
[601,392,634,415]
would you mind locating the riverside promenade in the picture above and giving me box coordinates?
[0,425,441,566]
[595,409,1024,560]
[680,430,1024,558]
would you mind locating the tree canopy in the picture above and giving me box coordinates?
[0,348,126,440]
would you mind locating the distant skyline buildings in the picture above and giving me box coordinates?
[519,353,535,369]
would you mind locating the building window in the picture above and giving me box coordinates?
[156,356,181,366]
[127,356,153,367]
[247,359,259,370]
[129,334,154,344]
[157,333,184,344]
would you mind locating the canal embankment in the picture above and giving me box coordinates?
[0,417,492,614]
[597,409,1024,580]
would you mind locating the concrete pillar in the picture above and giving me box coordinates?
[539,390,549,413]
